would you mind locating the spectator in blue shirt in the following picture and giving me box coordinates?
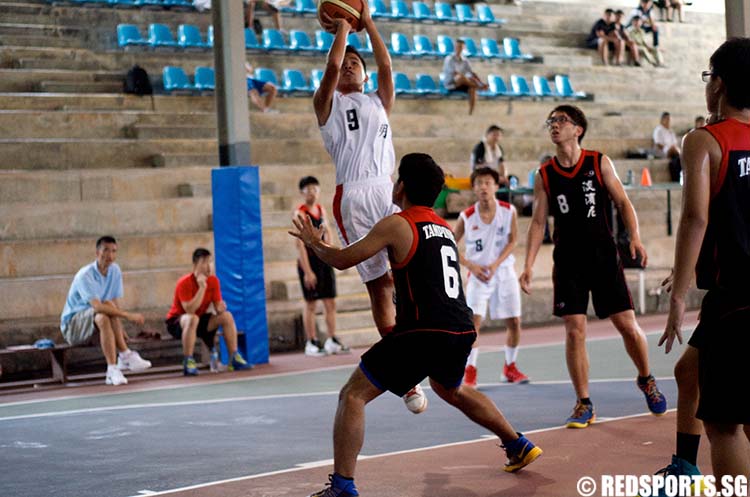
[61,236,151,386]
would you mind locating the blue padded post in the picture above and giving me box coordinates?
[211,166,269,365]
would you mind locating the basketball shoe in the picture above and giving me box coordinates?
[502,362,529,384]
[308,474,358,497]
[566,401,595,428]
[305,339,326,357]
[638,375,667,415]
[324,336,351,355]
[403,384,428,414]
[463,365,477,388]
[502,432,543,472]
[117,349,152,372]
[642,455,703,497]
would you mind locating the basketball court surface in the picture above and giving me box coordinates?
[0,311,710,497]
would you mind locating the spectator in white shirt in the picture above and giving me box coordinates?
[441,38,488,115]
[652,111,681,181]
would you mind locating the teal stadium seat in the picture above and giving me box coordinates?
[533,75,559,98]
[289,30,316,52]
[109,0,140,8]
[480,37,505,60]
[294,0,317,15]
[412,1,436,22]
[436,35,455,56]
[117,24,148,48]
[412,34,438,57]
[262,29,288,51]
[503,37,534,61]
[164,0,192,8]
[434,2,457,23]
[510,74,534,97]
[476,4,502,26]
[461,37,479,58]
[554,74,587,99]
[413,74,440,97]
[282,69,313,95]
[194,66,215,91]
[487,74,509,97]
[455,3,479,24]
[391,0,414,20]
[148,23,178,48]
[365,71,378,93]
[310,69,324,90]
[393,72,417,96]
[244,28,261,50]
[207,26,214,47]
[163,66,196,92]
[370,0,394,18]
[177,24,208,49]
[390,32,415,57]
[255,67,280,86]
[315,30,334,52]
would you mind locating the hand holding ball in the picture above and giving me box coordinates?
[318,0,365,32]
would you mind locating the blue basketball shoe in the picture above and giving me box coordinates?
[638,375,667,415]
[502,432,543,472]
[566,401,595,428]
[641,455,703,497]
[308,474,359,497]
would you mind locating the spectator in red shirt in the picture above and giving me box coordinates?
[166,248,252,375]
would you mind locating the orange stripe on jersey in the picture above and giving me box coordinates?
[551,149,588,178]
[497,199,511,210]
[297,203,322,221]
[463,204,476,218]
[702,125,729,200]
[332,185,349,244]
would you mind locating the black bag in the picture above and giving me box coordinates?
[124,65,153,95]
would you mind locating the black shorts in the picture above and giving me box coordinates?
[689,290,750,424]
[298,261,336,301]
[552,242,633,319]
[360,330,476,397]
[166,314,217,349]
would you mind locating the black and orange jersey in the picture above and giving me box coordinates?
[539,149,614,249]
[390,206,475,334]
[297,203,327,266]
[695,118,750,293]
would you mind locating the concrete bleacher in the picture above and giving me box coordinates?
[0,0,723,379]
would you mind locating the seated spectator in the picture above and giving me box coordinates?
[628,0,660,52]
[614,9,640,66]
[293,176,350,357]
[585,8,623,66]
[628,16,664,66]
[692,115,705,131]
[653,111,681,181]
[470,125,508,185]
[244,0,287,32]
[245,62,278,114]
[165,248,252,376]
[60,236,151,386]
[440,38,488,115]
[654,0,684,22]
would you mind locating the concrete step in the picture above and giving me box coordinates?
[317,308,375,335]
[271,273,366,301]
[16,57,105,71]
[0,197,212,240]
[37,80,123,93]
[0,67,123,91]
[0,231,213,278]
[0,92,156,111]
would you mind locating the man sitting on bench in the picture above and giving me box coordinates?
[165,248,252,376]
[60,235,152,386]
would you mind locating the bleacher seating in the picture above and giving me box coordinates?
[554,74,588,99]
[193,66,215,91]
[281,69,313,95]
[503,37,534,61]
[177,24,209,49]
[391,32,414,57]
[148,23,178,48]
[117,24,148,48]
[510,74,534,97]
[289,30,316,53]
[162,66,195,92]
[533,75,558,98]
[479,74,509,98]
[262,29,288,51]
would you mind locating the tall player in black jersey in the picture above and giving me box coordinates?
[291,153,542,497]
[520,105,666,429]
[661,38,750,483]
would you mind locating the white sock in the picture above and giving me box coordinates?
[118,349,131,359]
[107,364,118,373]
[505,346,518,365]
[467,347,479,367]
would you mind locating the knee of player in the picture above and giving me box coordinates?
[94,312,112,328]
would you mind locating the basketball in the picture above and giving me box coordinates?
[318,0,364,32]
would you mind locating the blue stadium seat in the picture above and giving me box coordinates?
[148,23,178,48]
[438,73,466,99]
[194,66,215,91]
[390,32,414,57]
[289,30,316,52]
[262,29,288,51]
[554,74,587,99]
[454,3,479,24]
[390,0,414,20]
[109,0,140,8]
[244,28,261,50]
[480,37,503,60]
[503,37,533,61]
[207,25,214,47]
[413,73,440,97]
[315,30,334,52]
[282,69,313,95]
[163,66,196,92]
[347,33,364,52]
[412,1,436,22]
[412,34,438,57]
[364,34,374,53]
[476,4,501,25]
[295,0,317,15]
[533,75,558,98]
[510,74,534,97]
[436,35,455,56]
[393,72,416,96]
[164,0,192,8]
[254,67,280,86]
[434,2,457,23]
[479,74,509,98]
[461,37,479,58]
[177,24,208,49]
[310,68,324,90]
[370,0,393,18]
[116,24,147,48]
[365,71,378,93]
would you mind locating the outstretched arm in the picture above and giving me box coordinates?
[360,0,394,114]
[313,17,351,126]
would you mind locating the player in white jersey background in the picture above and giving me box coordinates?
[454,167,529,387]
[314,3,427,414]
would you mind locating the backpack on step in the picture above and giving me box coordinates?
[124,65,153,95]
